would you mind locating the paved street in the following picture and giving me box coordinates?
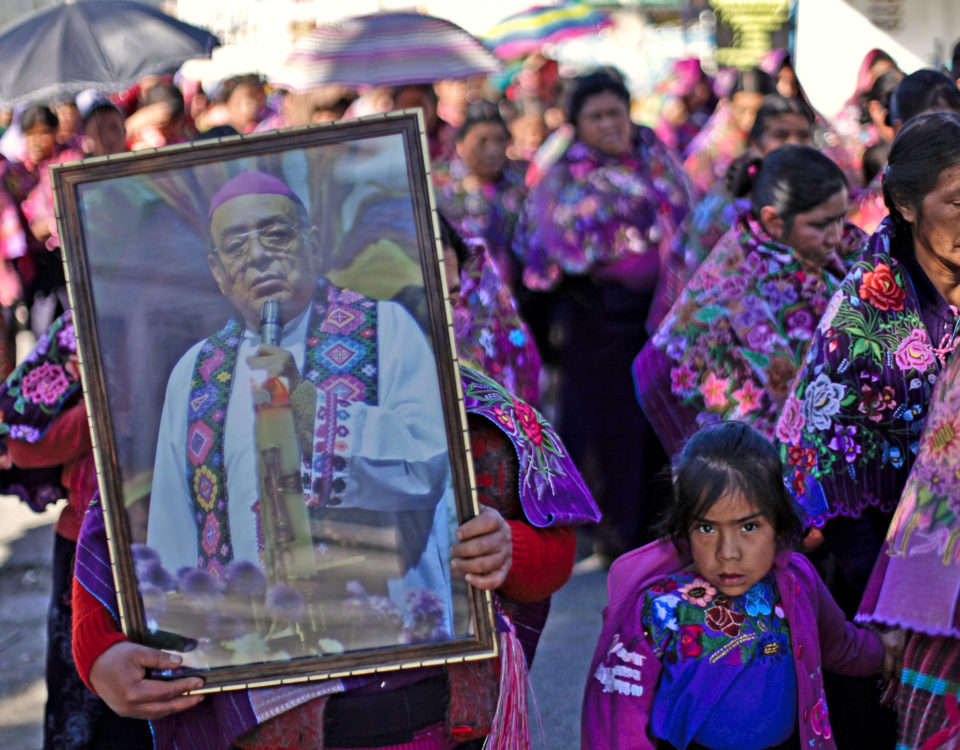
[0,503,608,750]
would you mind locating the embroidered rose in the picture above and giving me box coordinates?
[704,602,745,637]
[678,577,716,607]
[776,394,806,444]
[745,322,777,353]
[802,374,846,431]
[894,328,936,373]
[513,400,543,446]
[784,308,816,341]
[858,383,897,422]
[679,624,704,658]
[858,263,905,311]
[20,362,70,405]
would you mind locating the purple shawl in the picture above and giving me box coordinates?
[858,343,960,636]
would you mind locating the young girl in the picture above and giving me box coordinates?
[581,421,902,750]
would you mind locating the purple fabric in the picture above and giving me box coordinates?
[208,170,304,217]
[459,364,599,528]
[581,539,884,750]
[857,336,960,637]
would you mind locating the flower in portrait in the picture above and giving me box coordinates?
[670,362,699,398]
[743,585,772,616]
[649,593,681,632]
[705,601,745,637]
[513,399,543,446]
[20,362,70,405]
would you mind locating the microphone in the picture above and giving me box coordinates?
[260,300,281,346]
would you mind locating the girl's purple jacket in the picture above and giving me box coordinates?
[581,539,884,750]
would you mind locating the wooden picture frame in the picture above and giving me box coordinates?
[53,111,496,691]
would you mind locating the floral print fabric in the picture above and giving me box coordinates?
[776,218,956,527]
[634,212,865,456]
[516,126,693,301]
[642,570,798,749]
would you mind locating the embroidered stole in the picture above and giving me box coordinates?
[185,282,379,574]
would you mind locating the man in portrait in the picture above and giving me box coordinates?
[145,170,452,635]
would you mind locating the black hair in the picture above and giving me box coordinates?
[660,421,804,550]
[437,211,469,268]
[20,102,58,132]
[145,83,185,119]
[748,94,814,145]
[952,38,960,80]
[220,74,263,105]
[889,69,960,125]
[727,144,847,233]
[865,69,903,127]
[731,68,777,98]
[883,111,960,241]
[392,84,438,106]
[862,141,890,185]
[457,100,508,142]
[565,70,630,128]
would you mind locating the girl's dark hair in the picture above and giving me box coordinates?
[661,421,804,549]
[748,94,814,144]
[391,83,438,106]
[566,70,629,127]
[21,102,58,132]
[727,144,847,233]
[883,111,960,241]
[457,100,507,142]
[437,211,469,268]
[865,69,903,126]
[889,69,960,125]
[731,68,777,98]
[220,74,263,104]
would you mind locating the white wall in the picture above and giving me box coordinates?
[796,0,958,119]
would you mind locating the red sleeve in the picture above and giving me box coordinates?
[499,522,576,603]
[7,401,91,467]
[71,576,126,693]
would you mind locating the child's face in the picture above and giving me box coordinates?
[688,491,777,597]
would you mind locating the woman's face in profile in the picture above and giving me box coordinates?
[902,162,960,272]
[576,91,632,157]
[772,187,849,270]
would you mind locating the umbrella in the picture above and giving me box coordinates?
[0,0,218,107]
[485,2,614,61]
[273,12,501,91]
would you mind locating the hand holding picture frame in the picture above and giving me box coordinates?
[54,112,496,691]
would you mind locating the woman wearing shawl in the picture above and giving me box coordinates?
[777,110,960,750]
[857,337,960,749]
[652,58,717,157]
[70,364,598,749]
[433,101,529,292]
[675,93,815,280]
[682,68,776,198]
[634,145,864,457]
[516,69,693,557]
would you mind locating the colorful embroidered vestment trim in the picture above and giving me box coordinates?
[185,282,379,575]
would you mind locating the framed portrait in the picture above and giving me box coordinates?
[53,112,496,690]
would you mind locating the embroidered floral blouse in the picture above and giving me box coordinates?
[642,570,797,750]
[634,213,866,456]
[776,218,959,531]
[433,157,528,289]
[515,126,693,306]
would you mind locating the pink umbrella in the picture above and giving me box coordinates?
[273,12,501,91]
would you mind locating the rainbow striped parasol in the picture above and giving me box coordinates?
[274,12,501,91]
[484,2,615,61]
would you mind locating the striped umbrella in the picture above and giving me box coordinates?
[485,2,614,61]
[273,12,501,91]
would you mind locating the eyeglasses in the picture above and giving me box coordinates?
[216,220,301,262]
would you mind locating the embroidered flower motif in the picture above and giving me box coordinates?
[828,424,862,464]
[513,399,543,446]
[894,328,936,373]
[755,631,788,662]
[678,624,704,658]
[919,413,960,465]
[743,584,773,616]
[650,593,681,632]
[678,577,716,607]
[819,290,844,333]
[700,372,730,411]
[491,406,515,432]
[858,263,905,311]
[776,394,806,444]
[20,362,70,405]
[732,379,763,417]
[810,694,833,739]
[802,373,846,430]
[858,382,897,422]
[56,320,77,352]
[704,601,745,637]
[670,362,698,398]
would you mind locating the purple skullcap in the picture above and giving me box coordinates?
[208,170,304,218]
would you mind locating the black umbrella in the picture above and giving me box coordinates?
[0,0,219,106]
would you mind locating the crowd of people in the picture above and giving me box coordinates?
[4,30,960,750]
